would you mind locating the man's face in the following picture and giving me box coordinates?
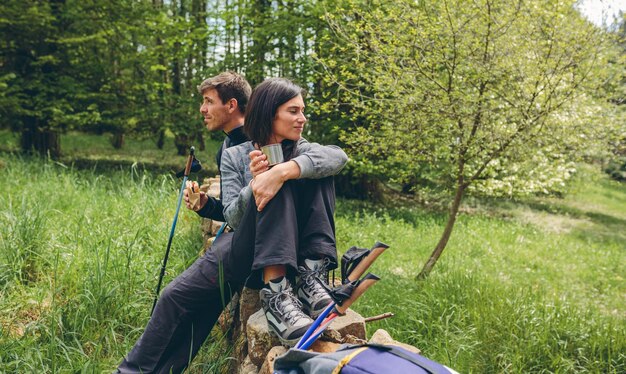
[200,88,230,132]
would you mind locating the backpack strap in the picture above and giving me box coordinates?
[331,347,368,374]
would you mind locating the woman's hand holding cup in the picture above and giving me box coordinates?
[249,149,270,178]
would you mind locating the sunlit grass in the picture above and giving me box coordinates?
[334,166,625,373]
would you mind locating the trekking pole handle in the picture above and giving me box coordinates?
[336,274,380,314]
[299,274,380,350]
[347,242,389,282]
[184,146,195,177]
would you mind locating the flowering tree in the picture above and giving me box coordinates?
[318,0,612,277]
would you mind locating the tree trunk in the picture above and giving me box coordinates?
[153,0,166,150]
[197,131,205,151]
[174,134,189,155]
[248,0,269,85]
[156,129,165,149]
[111,131,125,149]
[417,181,466,279]
[20,117,61,159]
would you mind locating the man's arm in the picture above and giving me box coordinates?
[196,197,225,221]
[183,181,226,222]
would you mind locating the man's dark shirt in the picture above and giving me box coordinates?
[196,125,248,221]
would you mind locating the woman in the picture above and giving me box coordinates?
[220,78,348,346]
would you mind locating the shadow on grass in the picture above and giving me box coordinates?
[520,199,626,245]
[65,156,219,180]
[523,200,625,226]
[335,198,449,227]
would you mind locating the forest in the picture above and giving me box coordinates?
[0,0,624,372]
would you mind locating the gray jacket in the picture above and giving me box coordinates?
[221,138,348,229]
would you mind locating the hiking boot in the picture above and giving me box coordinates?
[296,258,334,319]
[260,276,314,346]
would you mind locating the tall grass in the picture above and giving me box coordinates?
[0,155,221,372]
[0,155,623,373]
[0,198,48,288]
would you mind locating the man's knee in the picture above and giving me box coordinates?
[157,281,179,309]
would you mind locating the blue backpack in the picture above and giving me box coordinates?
[273,344,458,374]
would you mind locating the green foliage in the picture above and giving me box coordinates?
[318,0,614,199]
[0,0,332,155]
[598,14,626,180]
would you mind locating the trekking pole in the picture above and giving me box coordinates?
[298,274,380,350]
[296,242,389,349]
[151,146,196,316]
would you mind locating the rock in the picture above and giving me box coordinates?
[340,334,367,345]
[319,328,343,343]
[201,218,224,237]
[238,354,259,374]
[246,309,281,367]
[199,218,223,255]
[258,345,287,374]
[198,175,224,254]
[217,292,240,334]
[308,340,342,353]
[200,236,215,254]
[233,288,262,366]
[245,305,367,368]
[368,329,421,354]
[327,309,366,340]
[201,176,221,198]
[239,287,261,328]
[233,330,249,372]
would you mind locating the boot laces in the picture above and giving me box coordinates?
[299,258,331,299]
[269,287,308,324]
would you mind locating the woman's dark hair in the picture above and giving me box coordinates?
[244,78,305,146]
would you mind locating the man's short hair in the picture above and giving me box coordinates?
[198,71,252,114]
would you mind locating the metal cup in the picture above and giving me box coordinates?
[260,144,284,166]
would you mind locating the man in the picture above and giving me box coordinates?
[186,71,251,220]
[116,71,251,373]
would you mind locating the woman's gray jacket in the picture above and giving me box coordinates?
[220,138,348,229]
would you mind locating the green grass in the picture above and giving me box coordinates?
[0,155,229,372]
[335,167,625,373]
[0,153,623,373]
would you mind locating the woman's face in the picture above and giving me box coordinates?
[270,94,307,144]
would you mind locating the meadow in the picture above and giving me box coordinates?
[0,138,624,372]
